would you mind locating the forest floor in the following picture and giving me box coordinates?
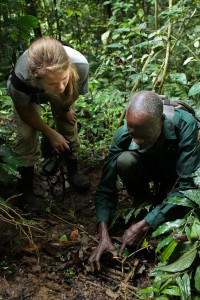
[0,159,156,300]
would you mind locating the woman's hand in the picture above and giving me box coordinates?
[56,109,76,125]
[47,129,70,153]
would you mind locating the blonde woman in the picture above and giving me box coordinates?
[7,36,90,211]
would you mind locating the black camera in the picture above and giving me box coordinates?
[42,147,72,176]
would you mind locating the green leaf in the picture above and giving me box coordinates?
[107,43,125,48]
[185,226,192,240]
[183,57,194,66]
[190,220,200,239]
[156,234,174,253]
[152,219,185,237]
[176,273,191,300]
[129,74,142,84]
[169,73,187,84]
[160,240,178,262]
[194,265,200,292]
[114,28,131,33]
[141,238,149,249]
[161,285,180,296]
[155,242,198,272]
[138,286,159,294]
[168,196,197,208]
[18,15,38,29]
[188,82,200,96]
[59,234,68,242]
[182,190,200,207]
[124,207,135,224]
[137,8,144,18]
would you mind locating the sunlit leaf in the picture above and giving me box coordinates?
[141,238,149,249]
[160,240,178,262]
[137,8,144,18]
[161,285,180,296]
[182,190,200,207]
[155,242,198,272]
[183,57,194,65]
[190,219,200,240]
[107,43,125,48]
[59,235,68,242]
[168,196,197,208]
[101,31,110,45]
[176,273,191,300]
[114,28,131,33]
[152,219,185,237]
[156,234,174,253]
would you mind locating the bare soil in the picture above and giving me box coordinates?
[0,161,156,300]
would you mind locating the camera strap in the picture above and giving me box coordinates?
[45,165,66,202]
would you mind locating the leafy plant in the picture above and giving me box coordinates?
[110,201,152,229]
[136,171,200,299]
[0,144,23,184]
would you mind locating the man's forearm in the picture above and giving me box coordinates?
[98,221,109,238]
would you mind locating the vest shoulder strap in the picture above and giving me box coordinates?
[10,72,44,95]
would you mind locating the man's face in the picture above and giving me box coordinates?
[40,70,69,94]
[126,113,162,150]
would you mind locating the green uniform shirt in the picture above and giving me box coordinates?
[95,108,200,228]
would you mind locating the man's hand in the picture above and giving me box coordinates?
[56,109,76,125]
[119,220,150,256]
[88,222,117,272]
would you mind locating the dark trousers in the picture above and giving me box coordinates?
[116,150,178,204]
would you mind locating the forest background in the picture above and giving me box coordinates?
[1,0,200,155]
[1,0,200,299]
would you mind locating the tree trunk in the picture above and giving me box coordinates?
[25,0,42,38]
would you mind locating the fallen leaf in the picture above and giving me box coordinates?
[70,228,79,241]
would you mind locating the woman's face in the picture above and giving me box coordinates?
[40,70,69,94]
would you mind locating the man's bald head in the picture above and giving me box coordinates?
[127,91,163,121]
[126,91,164,150]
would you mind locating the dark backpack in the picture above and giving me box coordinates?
[160,95,200,131]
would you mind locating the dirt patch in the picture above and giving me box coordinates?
[0,163,156,300]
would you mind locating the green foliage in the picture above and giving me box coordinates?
[137,183,200,299]
[76,86,127,159]
[0,145,22,183]
[59,234,68,242]
[110,201,152,228]
[1,3,200,292]
[176,273,191,300]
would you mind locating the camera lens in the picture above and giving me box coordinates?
[42,153,60,176]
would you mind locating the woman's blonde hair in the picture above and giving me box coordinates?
[28,36,79,103]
